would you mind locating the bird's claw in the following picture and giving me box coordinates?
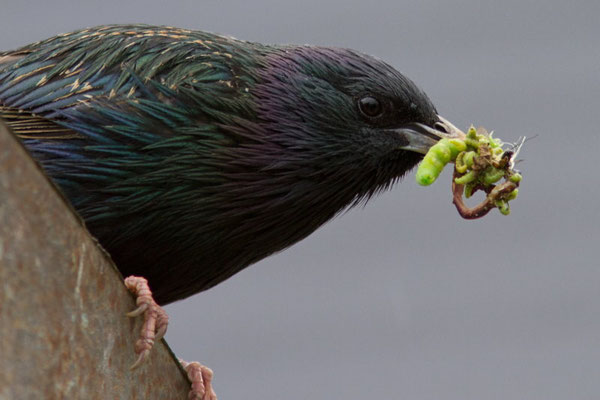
[124,275,169,369]
[126,303,148,317]
[130,349,150,370]
[180,359,217,400]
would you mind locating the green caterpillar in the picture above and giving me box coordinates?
[415,138,466,186]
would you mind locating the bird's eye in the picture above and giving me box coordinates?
[358,96,383,118]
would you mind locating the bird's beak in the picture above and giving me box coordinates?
[394,115,465,154]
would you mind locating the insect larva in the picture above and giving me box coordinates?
[416,138,466,186]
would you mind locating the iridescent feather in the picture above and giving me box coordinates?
[0,25,439,304]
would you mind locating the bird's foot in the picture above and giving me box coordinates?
[124,277,216,399]
[124,275,169,369]
[180,360,217,400]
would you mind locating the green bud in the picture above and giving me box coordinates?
[509,173,522,183]
[483,168,505,184]
[495,199,510,215]
[464,182,474,198]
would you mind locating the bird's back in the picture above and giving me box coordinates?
[0,26,284,303]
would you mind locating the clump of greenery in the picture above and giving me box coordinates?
[416,126,522,219]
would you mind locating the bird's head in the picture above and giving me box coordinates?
[250,46,462,201]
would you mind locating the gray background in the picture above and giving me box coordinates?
[2,1,599,399]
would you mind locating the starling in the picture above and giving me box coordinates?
[0,25,462,396]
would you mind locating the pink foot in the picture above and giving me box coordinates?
[181,360,217,400]
[124,275,169,369]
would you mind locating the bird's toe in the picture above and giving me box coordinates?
[124,275,169,368]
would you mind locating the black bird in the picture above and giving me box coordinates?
[0,24,460,304]
[0,25,462,397]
